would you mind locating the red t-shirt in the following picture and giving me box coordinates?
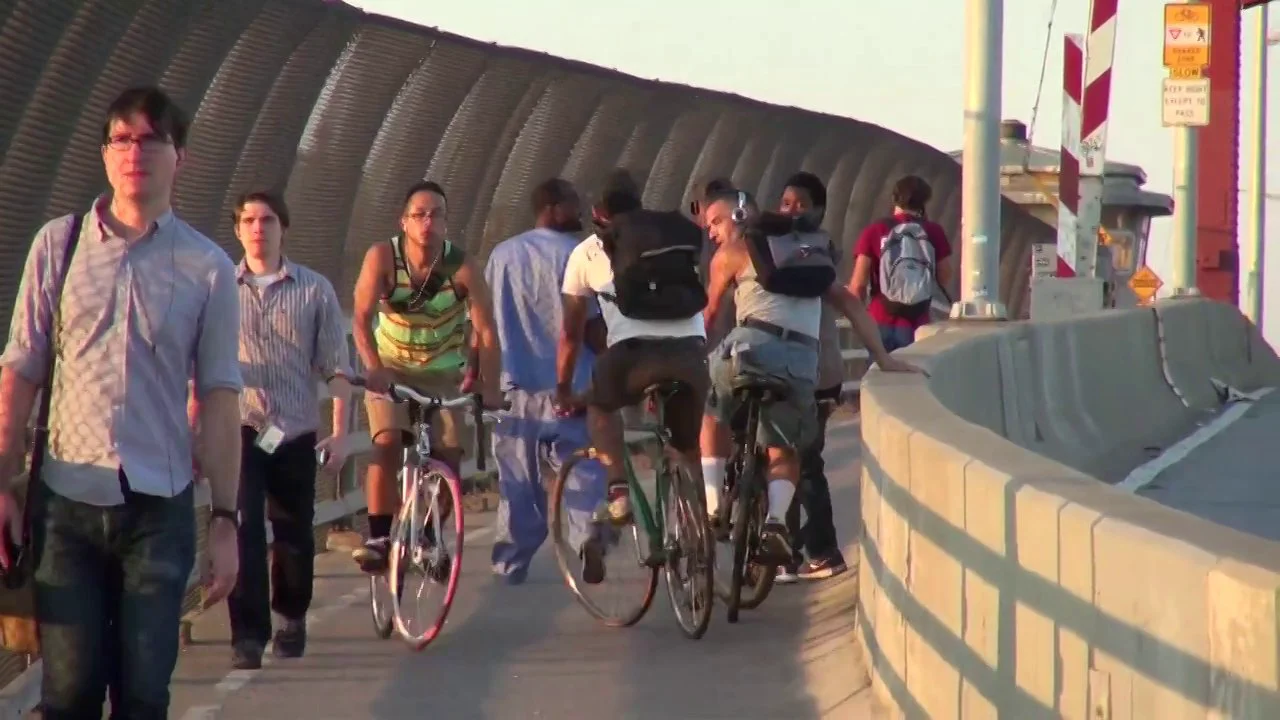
[853,212,952,329]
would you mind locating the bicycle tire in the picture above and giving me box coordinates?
[661,453,716,640]
[388,464,465,650]
[714,425,776,612]
[550,450,658,628]
[369,573,394,639]
[726,401,763,624]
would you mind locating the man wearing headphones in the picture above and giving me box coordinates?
[697,189,920,562]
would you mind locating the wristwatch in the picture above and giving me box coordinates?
[210,507,239,529]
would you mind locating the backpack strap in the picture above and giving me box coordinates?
[25,214,85,545]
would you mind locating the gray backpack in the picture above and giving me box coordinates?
[744,225,837,299]
[876,218,936,317]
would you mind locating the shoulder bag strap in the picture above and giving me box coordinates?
[23,213,84,544]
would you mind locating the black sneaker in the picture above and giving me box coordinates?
[580,537,606,585]
[798,554,848,581]
[231,639,264,670]
[352,537,390,573]
[757,521,794,565]
[272,618,306,659]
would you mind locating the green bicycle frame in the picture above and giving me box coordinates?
[620,400,674,567]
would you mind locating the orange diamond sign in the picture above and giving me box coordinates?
[1129,265,1163,305]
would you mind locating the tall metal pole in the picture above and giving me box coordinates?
[1242,8,1270,326]
[952,0,1007,320]
[1169,122,1201,296]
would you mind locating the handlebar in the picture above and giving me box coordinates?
[338,374,510,472]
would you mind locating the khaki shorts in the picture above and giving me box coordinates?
[365,369,465,455]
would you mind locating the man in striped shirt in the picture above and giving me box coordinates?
[218,191,352,670]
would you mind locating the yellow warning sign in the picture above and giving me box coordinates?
[1129,265,1164,305]
[1163,3,1212,70]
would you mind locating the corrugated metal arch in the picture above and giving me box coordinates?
[218,12,360,256]
[479,73,609,254]
[682,109,756,208]
[157,0,266,122]
[642,106,719,211]
[281,21,435,283]
[173,3,327,249]
[559,89,653,197]
[0,0,1056,329]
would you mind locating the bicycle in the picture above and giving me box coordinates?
[549,381,716,639]
[711,370,790,623]
[337,377,504,649]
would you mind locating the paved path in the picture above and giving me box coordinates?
[166,416,879,719]
[1134,391,1280,543]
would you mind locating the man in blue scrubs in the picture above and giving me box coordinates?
[484,177,603,584]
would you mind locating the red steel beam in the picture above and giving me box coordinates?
[1195,0,1242,302]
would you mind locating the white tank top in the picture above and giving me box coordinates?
[733,262,822,339]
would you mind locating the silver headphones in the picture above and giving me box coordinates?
[731,190,748,224]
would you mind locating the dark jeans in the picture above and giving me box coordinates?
[33,477,196,720]
[878,323,916,353]
[786,385,842,562]
[229,426,317,644]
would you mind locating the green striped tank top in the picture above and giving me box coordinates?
[374,236,469,374]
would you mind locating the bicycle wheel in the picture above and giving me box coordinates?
[369,573,394,639]
[726,402,765,624]
[388,464,465,650]
[714,440,776,612]
[550,450,658,628]
[660,453,715,640]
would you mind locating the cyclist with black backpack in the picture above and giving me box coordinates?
[849,175,953,351]
[697,189,921,563]
[557,170,711,576]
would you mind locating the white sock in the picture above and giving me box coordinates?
[766,479,796,523]
[701,457,726,515]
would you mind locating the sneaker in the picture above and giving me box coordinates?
[272,618,306,659]
[757,521,794,565]
[603,481,632,525]
[798,554,848,581]
[775,563,799,584]
[231,639,264,670]
[353,537,390,573]
[580,537,606,585]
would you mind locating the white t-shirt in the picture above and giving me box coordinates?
[562,233,706,347]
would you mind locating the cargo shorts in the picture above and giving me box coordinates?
[706,325,820,450]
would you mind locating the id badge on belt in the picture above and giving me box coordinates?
[254,423,286,454]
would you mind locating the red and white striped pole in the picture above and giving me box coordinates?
[1057,34,1084,278]
[1076,0,1118,279]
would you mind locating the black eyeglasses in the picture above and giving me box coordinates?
[104,134,172,152]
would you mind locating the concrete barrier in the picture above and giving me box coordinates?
[858,298,1280,718]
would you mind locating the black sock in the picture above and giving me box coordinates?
[368,514,392,539]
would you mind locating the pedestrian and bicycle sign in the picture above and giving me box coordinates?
[1162,3,1212,126]
[1163,3,1212,77]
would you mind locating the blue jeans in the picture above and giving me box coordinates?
[33,478,196,719]
[491,389,604,578]
[878,324,916,353]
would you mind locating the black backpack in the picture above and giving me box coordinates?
[742,211,837,298]
[599,209,707,321]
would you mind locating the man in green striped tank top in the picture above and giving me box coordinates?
[349,181,503,572]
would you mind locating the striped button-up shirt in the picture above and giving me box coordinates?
[0,196,243,507]
[236,258,350,440]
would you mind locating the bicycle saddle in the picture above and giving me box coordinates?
[730,371,790,400]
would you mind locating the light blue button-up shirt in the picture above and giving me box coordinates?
[0,196,243,506]
[484,228,595,395]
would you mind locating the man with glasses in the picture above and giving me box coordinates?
[0,86,243,718]
[349,181,503,572]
